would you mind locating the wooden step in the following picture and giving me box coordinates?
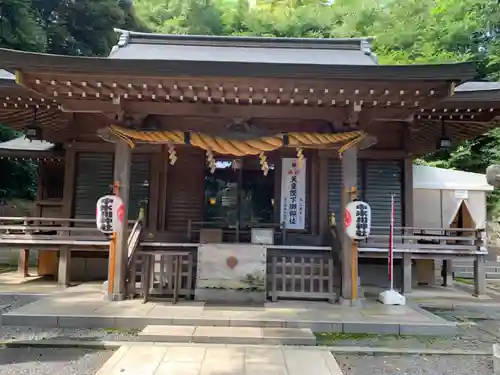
[138,325,317,346]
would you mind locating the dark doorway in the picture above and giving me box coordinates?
[203,158,275,237]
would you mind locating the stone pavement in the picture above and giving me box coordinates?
[95,344,344,375]
[1,283,457,335]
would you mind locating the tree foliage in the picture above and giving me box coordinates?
[0,125,37,201]
[133,0,500,212]
[0,0,148,201]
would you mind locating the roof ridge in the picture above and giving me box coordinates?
[113,28,374,51]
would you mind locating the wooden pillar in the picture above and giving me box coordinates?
[441,259,453,286]
[403,158,413,293]
[108,139,131,301]
[340,147,358,302]
[473,255,486,296]
[310,150,319,235]
[57,246,71,286]
[17,250,29,277]
[58,145,76,286]
[318,153,329,239]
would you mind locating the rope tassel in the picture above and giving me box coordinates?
[168,144,177,165]
[296,148,304,168]
[259,152,269,176]
[206,150,216,174]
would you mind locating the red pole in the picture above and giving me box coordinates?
[388,195,394,289]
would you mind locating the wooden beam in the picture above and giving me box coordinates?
[68,141,163,153]
[60,99,350,120]
[59,99,420,122]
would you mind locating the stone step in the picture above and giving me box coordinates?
[138,325,317,346]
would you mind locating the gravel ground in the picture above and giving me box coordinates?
[0,295,139,342]
[336,354,493,375]
[0,347,114,375]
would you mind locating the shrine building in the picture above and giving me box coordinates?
[0,30,498,303]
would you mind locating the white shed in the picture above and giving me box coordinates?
[413,164,493,230]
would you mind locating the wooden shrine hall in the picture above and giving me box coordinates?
[0,30,498,303]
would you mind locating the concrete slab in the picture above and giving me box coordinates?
[194,326,262,345]
[140,325,196,342]
[138,325,317,345]
[1,283,458,336]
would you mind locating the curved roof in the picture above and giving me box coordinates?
[0,136,54,151]
[413,164,493,191]
[109,29,378,66]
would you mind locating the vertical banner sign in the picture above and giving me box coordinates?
[280,158,307,230]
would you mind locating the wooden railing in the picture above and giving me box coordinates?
[359,226,485,253]
[0,216,136,249]
[125,210,145,297]
[130,248,198,302]
[267,247,336,302]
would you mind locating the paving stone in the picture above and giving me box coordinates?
[193,326,263,345]
[162,346,206,363]
[2,313,57,327]
[107,346,167,375]
[245,347,285,364]
[399,323,457,336]
[343,322,399,334]
[155,361,202,375]
[95,345,130,375]
[114,316,153,329]
[246,363,288,375]
[285,320,343,332]
[262,327,316,346]
[200,347,245,375]
[139,325,196,342]
[230,318,285,328]
[283,349,338,375]
[58,315,115,328]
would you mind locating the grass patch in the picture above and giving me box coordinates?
[314,332,442,346]
[455,277,474,285]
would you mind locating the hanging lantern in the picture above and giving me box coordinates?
[24,108,42,141]
[437,120,452,151]
[168,144,177,165]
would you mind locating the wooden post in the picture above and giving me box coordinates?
[57,145,76,285]
[17,249,29,277]
[57,246,71,286]
[403,158,413,293]
[340,147,358,302]
[108,139,131,301]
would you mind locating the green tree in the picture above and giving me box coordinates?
[0,0,45,51]
[0,125,37,201]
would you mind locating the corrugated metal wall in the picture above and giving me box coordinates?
[327,159,361,225]
[73,152,151,220]
[363,160,403,233]
[327,159,403,231]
